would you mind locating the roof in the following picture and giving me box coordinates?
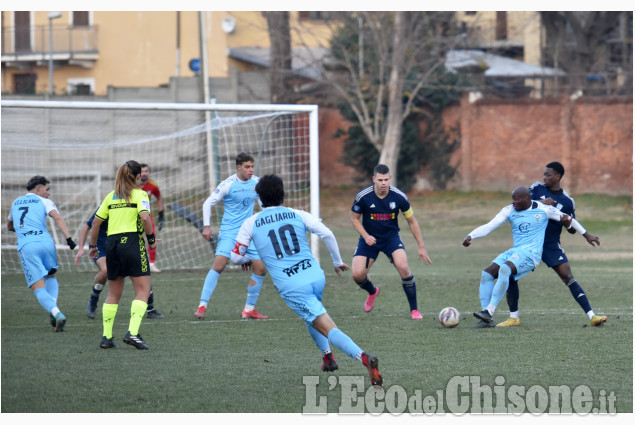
[445,49,566,77]
[227,46,330,80]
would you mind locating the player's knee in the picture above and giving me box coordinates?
[480,270,494,283]
[352,271,367,284]
[499,263,512,279]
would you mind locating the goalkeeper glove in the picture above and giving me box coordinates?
[158,210,165,231]
[66,237,77,250]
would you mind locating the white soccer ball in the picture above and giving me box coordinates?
[439,307,460,328]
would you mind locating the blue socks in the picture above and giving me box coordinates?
[327,328,362,360]
[34,287,58,314]
[479,271,495,310]
[506,277,519,313]
[489,264,512,312]
[246,274,265,307]
[355,276,376,295]
[401,275,417,311]
[45,276,59,301]
[566,279,592,314]
[200,269,220,304]
[307,323,331,353]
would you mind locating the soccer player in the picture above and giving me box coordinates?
[231,174,382,386]
[463,185,593,328]
[497,162,605,327]
[7,175,76,332]
[350,164,432,320]
[194,153,269,320]
[75,208,163,319]
[90,160,158,349]
[139,163,164,275]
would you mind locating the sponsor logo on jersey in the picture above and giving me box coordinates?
[283,259,312,277]
[371,213,396,221]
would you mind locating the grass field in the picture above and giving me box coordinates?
[1,190,632,414]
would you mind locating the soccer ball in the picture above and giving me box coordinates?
[439,307,460,328]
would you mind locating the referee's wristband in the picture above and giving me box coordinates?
[89,244,96,249]
[146,233,156,244]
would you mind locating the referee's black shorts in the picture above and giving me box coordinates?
[105,232,150,280]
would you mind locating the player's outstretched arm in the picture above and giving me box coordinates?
[74,223,90,265]
[583,232,600,247]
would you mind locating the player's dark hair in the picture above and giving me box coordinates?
[256,174,284,207]
[374,164,390,176]
[26,175,49,191]
[236,152,254,166]
[546,161,565,177]
[115,160,142,202]
[140,163,149,170]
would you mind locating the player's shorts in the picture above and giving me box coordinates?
[541,241,569,268]
[18,241,58,287]
[105,232,150,279]
[353,233,405,262]
[492,247,537,280]
[277,278,327,326]
[92,240,107,263]
[216,233,260,261]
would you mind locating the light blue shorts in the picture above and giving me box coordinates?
[18,241,58,287]
[492,247,537,280]
[215,233,260,260]
[278,278,328,326]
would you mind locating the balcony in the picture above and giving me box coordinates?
[1,24,99,68]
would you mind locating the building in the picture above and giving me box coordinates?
[1,11,333,96]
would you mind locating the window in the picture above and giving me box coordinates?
[72,11,89,27]
[14,11,31,52]
[14,73,37,94]
[496,11,507,40]
[298,11,332,21]
[67,77,94,95]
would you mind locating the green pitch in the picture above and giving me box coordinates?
[1,191,632,413]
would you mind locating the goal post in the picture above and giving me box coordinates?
[1,99,320,273]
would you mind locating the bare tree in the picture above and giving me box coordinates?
[295,11,458,182]
[265,11,293,104]
[541,11,633,94]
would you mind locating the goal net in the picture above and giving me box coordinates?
[1,100,320,274]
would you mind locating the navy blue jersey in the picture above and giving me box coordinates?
[530,182,576,245]
[86,208,108,248]
[351,185,412,241]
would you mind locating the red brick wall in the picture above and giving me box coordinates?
[318,96,633,196]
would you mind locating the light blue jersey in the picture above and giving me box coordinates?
[469,201,570,266]
[203,174,260,237]
[8,193,57,250]
[233,206,344,294]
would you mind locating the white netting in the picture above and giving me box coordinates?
[1,101,318,273]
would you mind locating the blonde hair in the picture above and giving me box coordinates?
[114,160,141,202]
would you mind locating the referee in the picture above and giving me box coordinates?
[89,160,159,350]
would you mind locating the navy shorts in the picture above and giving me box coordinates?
[353,233,405,262]
[541,241,569,268]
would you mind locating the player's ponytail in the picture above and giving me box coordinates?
[114,160,141,202]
